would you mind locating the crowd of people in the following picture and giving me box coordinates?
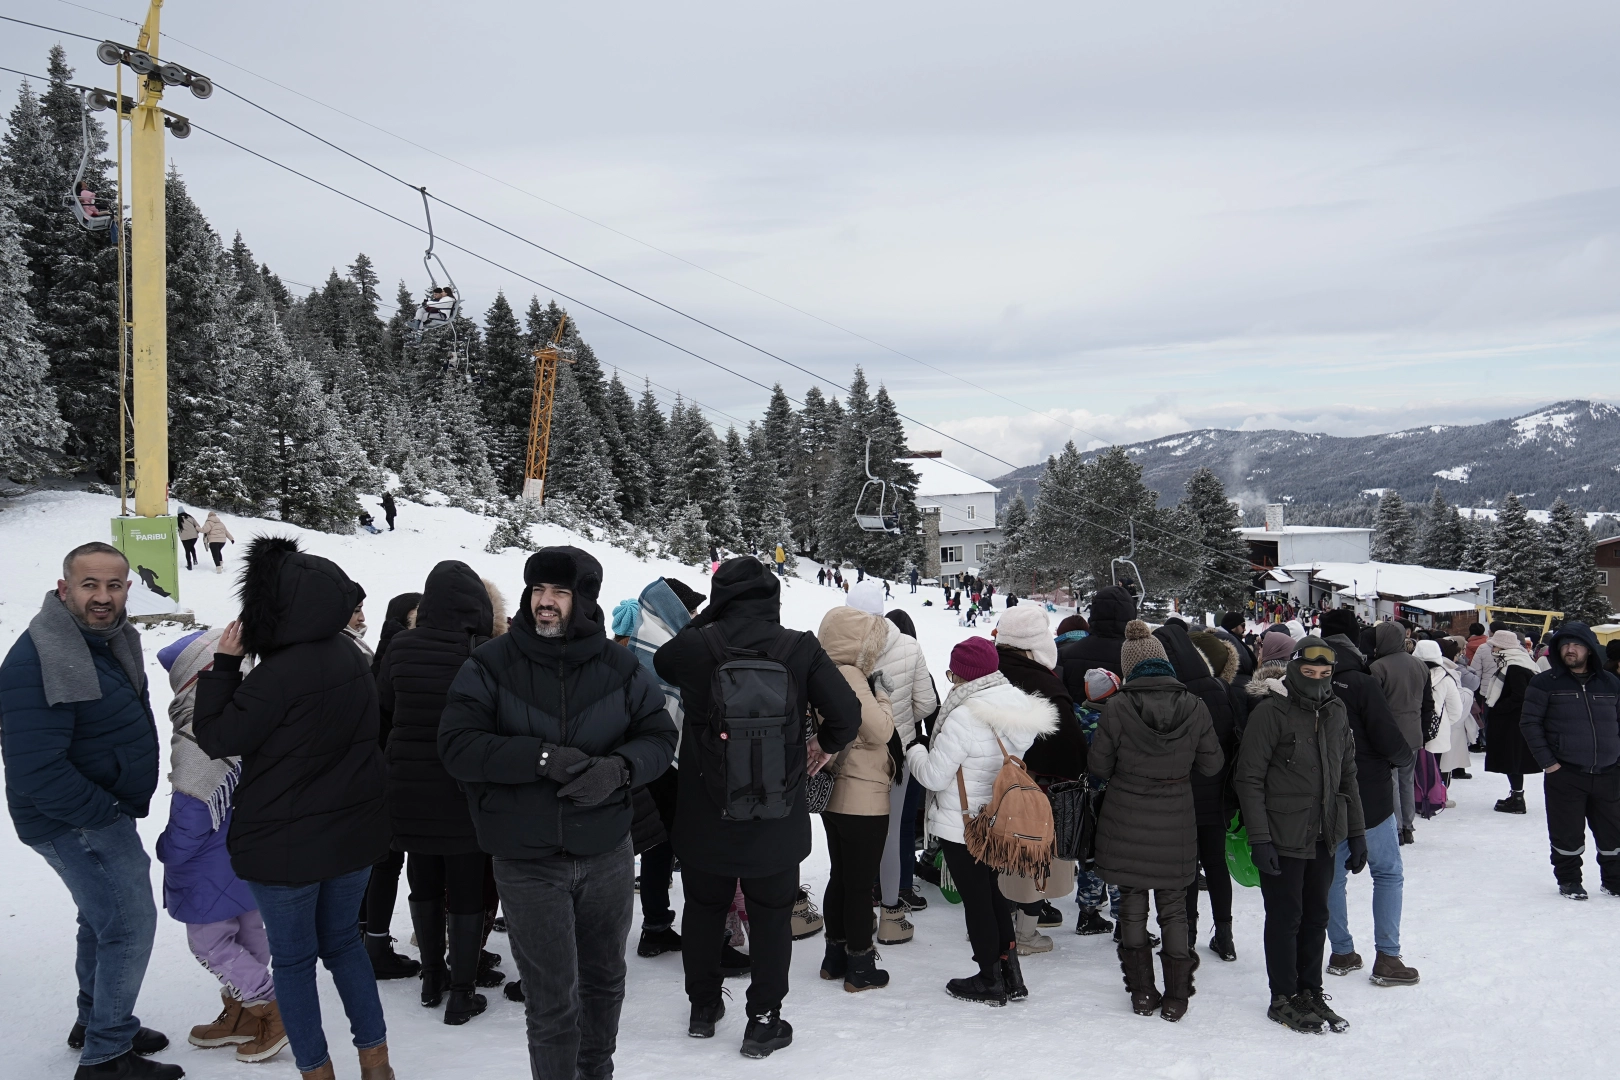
[3,540,1618,1078]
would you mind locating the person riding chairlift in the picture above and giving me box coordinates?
[76,181,101,218]
[411,285,456,332]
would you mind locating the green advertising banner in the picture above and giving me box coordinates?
[110,515,181,609]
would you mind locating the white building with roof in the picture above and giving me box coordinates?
[910,455,1001,584]
[1268,561,1496,629]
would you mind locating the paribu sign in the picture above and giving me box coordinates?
[110,515,180,605]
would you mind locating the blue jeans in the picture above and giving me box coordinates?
[29,814,157,1066]
[249,867,386,1073]
[1328,814,1403,957]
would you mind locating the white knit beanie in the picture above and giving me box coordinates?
[846,579,885,615]
[995,605,1056,670]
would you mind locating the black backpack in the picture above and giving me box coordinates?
[696,625,805,821]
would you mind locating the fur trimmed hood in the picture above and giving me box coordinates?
[1247,661,1289,699]
[941,673,1061,740]
[1190,630,1240,683]
[237,535,362,656]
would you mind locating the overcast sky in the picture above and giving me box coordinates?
[7,0,1620,477]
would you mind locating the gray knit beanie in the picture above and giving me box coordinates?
[1119,619,1169,678]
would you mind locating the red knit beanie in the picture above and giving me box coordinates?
[949,636,1001,682]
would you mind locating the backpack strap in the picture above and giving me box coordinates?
[958,734,1015,826]
[698,624,730,667]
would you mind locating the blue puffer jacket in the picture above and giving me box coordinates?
[155,791,257,924]
[0,629,159,845]
[1521,622,1620,774]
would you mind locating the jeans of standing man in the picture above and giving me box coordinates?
[27,814,157,1067]
[186,912,276,1005]
[1256,840,1334,999]
[638,841,676,929]
[1395,757,1417,830]
[1117,885,1189,957]
[1328,813,1403,957]
[181,537,198,569]
[822,812,889,952]
[248,867,386,1073]
[209,541,225,567]
[682,864,797,1016]
[940,840,1013,970]
[1544,764,1620,890]
[877,763,913,906]
[496,836,634,1080]
[1186,817,1234,927]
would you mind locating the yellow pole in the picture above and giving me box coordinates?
[130,0,166,518]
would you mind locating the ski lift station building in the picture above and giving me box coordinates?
[910,455,1001,585]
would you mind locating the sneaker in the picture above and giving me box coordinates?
[877,903,915,945]
[898,886,929,911]
[1398,827,1414,846]
[1302,988,1348,1032]
[72,1051,186,1079]
[791,889,825,940]
[1494,791,1527,814]
[1035,900,1064,927]
[739,1010,793,1058]
[186,993,253,1048]
[1074,908,1113,936]
[73,1025,170,1054]
[637,926,682,957]
[1369,952,1420,987]
[1326,951,1363,976]
[688,999,725,1039]
[1268,993,1326,1034]
[720,943,752,977]
[1561,882,1590,901]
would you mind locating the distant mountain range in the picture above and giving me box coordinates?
[992,400,1620,514]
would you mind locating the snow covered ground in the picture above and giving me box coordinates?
[1,490,1616,1079]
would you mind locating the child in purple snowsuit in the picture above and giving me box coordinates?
[155,629,287,1063]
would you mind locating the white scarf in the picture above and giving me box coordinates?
[1487,647,1538,707]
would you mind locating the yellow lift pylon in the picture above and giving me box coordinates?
[522,315,574,502]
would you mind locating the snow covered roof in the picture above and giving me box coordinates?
[1277,561,1494,600]
[1399,596,1480,614]
[911,457,999,498]
[1236,526,1373,538]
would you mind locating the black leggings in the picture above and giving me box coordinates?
[821,812,889,952]
[181,538,198,569]
[407,850,488,915]
[364,849,405,933]
[208,541,225,566]
[1508,772,1525,793]
[1186,817,1234,926]
[940,839,1013,971]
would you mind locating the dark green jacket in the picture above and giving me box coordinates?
[1232,680,1364,858]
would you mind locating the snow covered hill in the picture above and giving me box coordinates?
[995,399,1620,512]
[1,491,1615,1079]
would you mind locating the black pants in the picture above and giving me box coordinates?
[940,839,1013,971]
[1119,885,1189,957]
[208,541,225,566]
[1257,840,1334,998]
[681,865,797,1015]
[363,849,405,933]
[385,513,395,531]
[181,538,198,569]
[1544,765,1620,889]
[821,812,888,952]
[1187,817,1234,926]
[407,850,488,915]
[639,841,675,930]
[1508,772,1525,792]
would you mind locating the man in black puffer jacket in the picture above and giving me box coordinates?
[439,547,676,1080]
[654,557,861,1059]
[1520,621,1620,899]
[1318,608,1417,988]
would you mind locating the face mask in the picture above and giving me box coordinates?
[1285,662,1334,704]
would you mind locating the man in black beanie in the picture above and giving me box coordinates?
[440,546,677,1080]
[654,556,862,1058]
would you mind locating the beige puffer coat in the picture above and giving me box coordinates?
[201,512,234,545]
[871,619,937,748]
[816,607,896,816]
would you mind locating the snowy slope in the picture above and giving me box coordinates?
[1,492,1617,1079]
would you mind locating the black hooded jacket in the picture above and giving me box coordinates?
[1059,586,1136,703]
[998,647,1085,781]
[1521,622,1620,774]
[379,561,492,854]
[1325,633,1413,830]
[194,537,388,886]
[438,548,677,860]
[654,557,862,877]
[1154,622,1247,822]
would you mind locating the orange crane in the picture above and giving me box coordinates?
[522,315,574,502]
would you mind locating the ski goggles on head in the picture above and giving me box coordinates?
[1295,643,1336,665]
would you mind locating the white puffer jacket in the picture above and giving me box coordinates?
[905,672,1059,845]
[872,621,938,749]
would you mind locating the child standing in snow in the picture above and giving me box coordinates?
[155,629,287,1064]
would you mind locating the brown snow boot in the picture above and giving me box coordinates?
[235,1000,289,1062]
[188,990,253,1047]
[1370,952,1420,986]
[299,1063,336,1080]
[1159,951,1196,1022]
[1118,944,1162,1016]
[358,1041,396,1080]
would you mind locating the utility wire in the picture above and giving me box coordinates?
[0,13,101,41]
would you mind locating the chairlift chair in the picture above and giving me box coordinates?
[409,187,470,379]
[1110,519,1146,598]
[62,90,112,233]
[853,437,902,534]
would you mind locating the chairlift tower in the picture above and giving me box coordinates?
[522,315,574,502]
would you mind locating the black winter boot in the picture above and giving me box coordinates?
[1001,951,1028,1001]
[476,948,506,988]
[1159,951,1195,1022]
[1268,993,1326,1034]
[443,912,489,1025]
[1073,907,1113,936]
[1118,944,1162,1016]
[410,900,449,1007]
[688,999,725,1039]
[1209,920,1237,962]
[843,947,890,992]
[365,932,421,980]
[69,1025,169,1054]
[638,926,682,957]
[71,1050,185,1079]
[1494,791,1527,814]
[739,1010,793,1058]
[819,938,847,981]
[946,961,1008,1007]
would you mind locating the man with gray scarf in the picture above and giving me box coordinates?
[0,542,183,1080]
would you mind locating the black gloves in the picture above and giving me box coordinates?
[1251,840,1281,876]
[537,743,590,783]
[1346,834,1369,874]
[557,755,630,807]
